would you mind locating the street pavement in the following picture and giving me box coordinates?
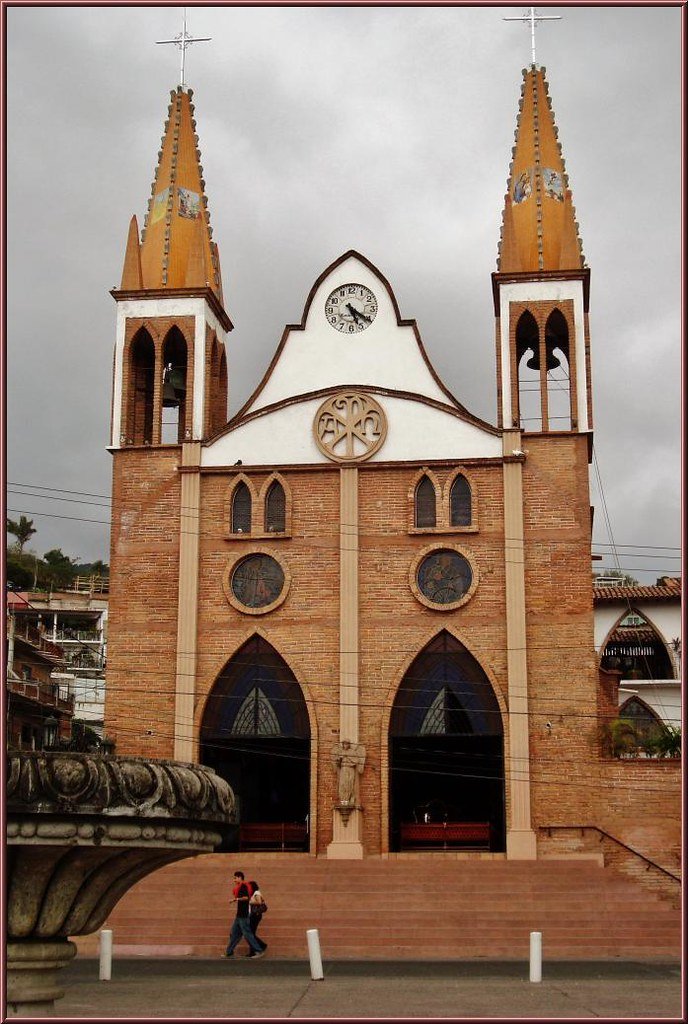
[56,957,682,1019]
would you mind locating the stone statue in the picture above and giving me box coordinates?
[332,740,365,807]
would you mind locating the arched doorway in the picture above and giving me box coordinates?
[389,631,505,851]
[200,636,310,850]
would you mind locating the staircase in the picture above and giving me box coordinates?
[75,854,680,960]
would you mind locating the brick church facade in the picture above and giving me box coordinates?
[103,66,677,873]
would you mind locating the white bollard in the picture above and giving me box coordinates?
[529,931,542,983]
[99,929,113,981]
[306,928,324,980]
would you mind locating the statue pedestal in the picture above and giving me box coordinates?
[6,940,77,1017]
[327,805,364,859]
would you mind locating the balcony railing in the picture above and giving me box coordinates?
[8,676,75,713]
[12,623,64,660]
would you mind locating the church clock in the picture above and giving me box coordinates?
[325,284,378,333]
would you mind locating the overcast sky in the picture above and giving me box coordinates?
[6,4,682,584]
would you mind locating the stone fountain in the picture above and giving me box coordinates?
[6,751,237,1016]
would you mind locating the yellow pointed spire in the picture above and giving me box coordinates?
[120,215,143,289]
[138,86,223,299]
[498,67,585,273]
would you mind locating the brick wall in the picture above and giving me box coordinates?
[106,429,616,857]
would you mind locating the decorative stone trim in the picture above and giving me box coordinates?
[6,752,235,823]
[313,391,387,463]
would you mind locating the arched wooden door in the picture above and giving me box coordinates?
[389,631,505,852]
[200,636,310,850]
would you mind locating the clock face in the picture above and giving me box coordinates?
[325,283,378,334]
[231,554,285,610]
[417,550,473,607]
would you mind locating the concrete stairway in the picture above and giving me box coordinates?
[75,854,680,960]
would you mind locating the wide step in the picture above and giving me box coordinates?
[75,856,680,960]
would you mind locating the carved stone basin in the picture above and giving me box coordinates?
[6,751,237,1016]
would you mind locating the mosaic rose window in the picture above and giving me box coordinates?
[416,549,473,608]
[231,554,285,610]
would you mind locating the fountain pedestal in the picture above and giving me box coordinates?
[6,752,237,1016]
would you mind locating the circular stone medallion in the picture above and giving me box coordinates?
[414,548,475,610]
[313,392,387,463]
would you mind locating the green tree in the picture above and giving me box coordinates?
[43,548,79,590]
[6,515,37,554]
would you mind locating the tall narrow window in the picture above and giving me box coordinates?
[415,476,436,528]
[161,327,188,444]
[232,483,251,534]
[130,330,155,445]
[450,475,472,526]
[265,481,286,533]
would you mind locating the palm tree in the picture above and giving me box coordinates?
[6,516,37,554]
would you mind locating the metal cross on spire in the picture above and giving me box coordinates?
[503,7,562,67]
[156,8,211,89]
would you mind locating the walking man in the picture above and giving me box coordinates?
[223,871,267,959]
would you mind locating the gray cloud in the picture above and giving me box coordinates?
[6,6,680,583]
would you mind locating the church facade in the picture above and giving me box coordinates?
[105,67,609,862]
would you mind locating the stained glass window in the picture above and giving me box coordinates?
[232,686,282,736]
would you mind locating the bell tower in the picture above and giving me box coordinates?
[492,66,592,439]
[110,85,232,450]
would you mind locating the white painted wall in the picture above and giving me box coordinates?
[203,391,502,468]
[245,254,460,414]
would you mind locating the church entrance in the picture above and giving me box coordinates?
[200,636,310,851]
[389,632,505,852]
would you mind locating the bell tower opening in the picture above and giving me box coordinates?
[128,328,155,445]
[544,308,572,431]
[161,327,188,444]
[515,309,541,430]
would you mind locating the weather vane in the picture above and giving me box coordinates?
[156,7,211,89]
[503,6,561,67]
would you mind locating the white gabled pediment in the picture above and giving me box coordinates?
[202,390,502,468]
[240,251,459,415]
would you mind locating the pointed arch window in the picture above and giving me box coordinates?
[450,475,472,527]
[231,482,252,534]
[129,329,155,445]
[415,476,437,528]
[232,686,282,736]
[265,481,286,534]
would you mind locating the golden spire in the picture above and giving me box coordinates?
[497,67,585,273]
[122,86,223,299]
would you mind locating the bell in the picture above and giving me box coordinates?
[526,347,561,372]
[162,365,186,407]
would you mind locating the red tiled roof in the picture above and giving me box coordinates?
[593,577,681,603]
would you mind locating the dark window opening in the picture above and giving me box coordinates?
[231,483,251,534]
[265,481,286,533]
[450,475,472,526]
[415,476,436,528]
